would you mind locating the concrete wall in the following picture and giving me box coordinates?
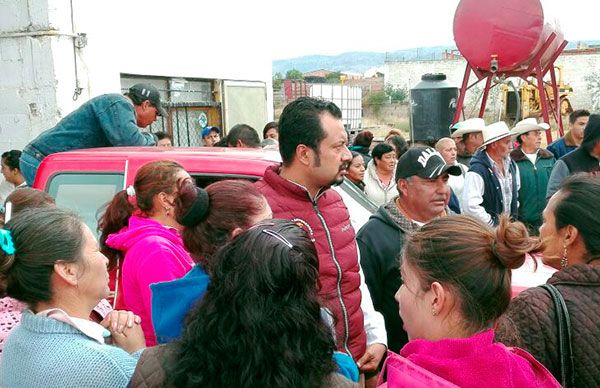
[384,52,600,121]
[0,0,273,151]
[0,0,62,150]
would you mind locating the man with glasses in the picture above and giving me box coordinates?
[255,97,387,384]
[20,83,161,186]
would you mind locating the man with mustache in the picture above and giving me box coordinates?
[356,146,461,353]
[255,97,387,385]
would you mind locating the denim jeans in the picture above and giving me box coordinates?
[19,151,42,187]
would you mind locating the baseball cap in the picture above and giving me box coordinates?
[201,126,221,138]
[127,83,167,116]
[396,146,462,180]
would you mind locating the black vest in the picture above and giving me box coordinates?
[562,148,600,174]
[469,151,519,226]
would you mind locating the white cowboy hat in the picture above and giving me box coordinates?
[451,118,486,137]
[481,121,512,147]
[510,118,551,138]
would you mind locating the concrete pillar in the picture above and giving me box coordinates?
[0,0,89,150]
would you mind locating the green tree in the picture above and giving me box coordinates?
[384,84,408,103]
[366,91,387,115]
[285,69,304,80]
[272,72,284,90]
[325,71,342,84]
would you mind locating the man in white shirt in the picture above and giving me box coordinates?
[462,121,520,226]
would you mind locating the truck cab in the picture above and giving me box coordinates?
[33,147,377,234]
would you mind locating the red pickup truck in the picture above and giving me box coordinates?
[32,146,377,234]
[31,146,554,297]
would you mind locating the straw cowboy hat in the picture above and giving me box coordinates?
[451,118,486,137]
[510,118,551,138]
[481,121,512,147]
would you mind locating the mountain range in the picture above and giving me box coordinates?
[272,40,600,75]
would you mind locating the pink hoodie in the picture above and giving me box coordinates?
[106,215,193,346]
[399,330,560,387]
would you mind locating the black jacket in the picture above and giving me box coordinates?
[356,201,417,352]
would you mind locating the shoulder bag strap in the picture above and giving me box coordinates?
[541,283,575,387]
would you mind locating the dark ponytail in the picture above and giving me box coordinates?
[98,160,186,269]
[98,190,134,269]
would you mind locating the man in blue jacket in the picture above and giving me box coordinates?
[546,109,589,159]
[20,83,163,185]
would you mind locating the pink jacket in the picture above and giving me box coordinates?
[105,215,193,346]
[399,330,560,387]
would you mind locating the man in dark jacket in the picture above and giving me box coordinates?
[356,146,460,352]
[509,118,555,234]
[463,121,519,226]
[546,113,600,198]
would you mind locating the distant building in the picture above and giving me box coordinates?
[304,69,333,83]
[345,72,384,95]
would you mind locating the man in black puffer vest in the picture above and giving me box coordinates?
[546,114,600,198]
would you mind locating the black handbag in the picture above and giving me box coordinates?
[541,283,575,387]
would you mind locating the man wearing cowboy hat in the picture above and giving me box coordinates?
[463,121,520,226]
[509,118,556,234]
[451,118,485,166]
[546,113,600,198]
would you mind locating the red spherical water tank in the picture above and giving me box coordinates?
[453,0,561,73]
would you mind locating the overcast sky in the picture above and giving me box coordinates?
[267,0,599,59]
[112,0,599,61]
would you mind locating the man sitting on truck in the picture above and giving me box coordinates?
[19,83,162,185]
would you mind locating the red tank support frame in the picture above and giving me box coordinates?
[453,32,569,144]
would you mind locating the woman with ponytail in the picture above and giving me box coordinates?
[99,160,194,346]
[151,179,271,344]
[381,214,559,387]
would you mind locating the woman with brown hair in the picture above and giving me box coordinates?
[385,214,559,387]
[496,174,600,386]
[1,208,145,387]
[98,160,194,346]
[151,179,272,343]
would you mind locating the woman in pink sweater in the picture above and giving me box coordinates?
[385,215,560,387]
[99,160,195,346]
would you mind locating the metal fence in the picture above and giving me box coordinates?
[121,76,220,147]
[146,102,220,147]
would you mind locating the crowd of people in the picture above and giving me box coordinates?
[0,94,599,387]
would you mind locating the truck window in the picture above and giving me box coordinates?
[47,173,124,234]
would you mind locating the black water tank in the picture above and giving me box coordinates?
[410,74,458,143]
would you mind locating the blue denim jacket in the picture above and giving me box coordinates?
[26,94,156,158]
